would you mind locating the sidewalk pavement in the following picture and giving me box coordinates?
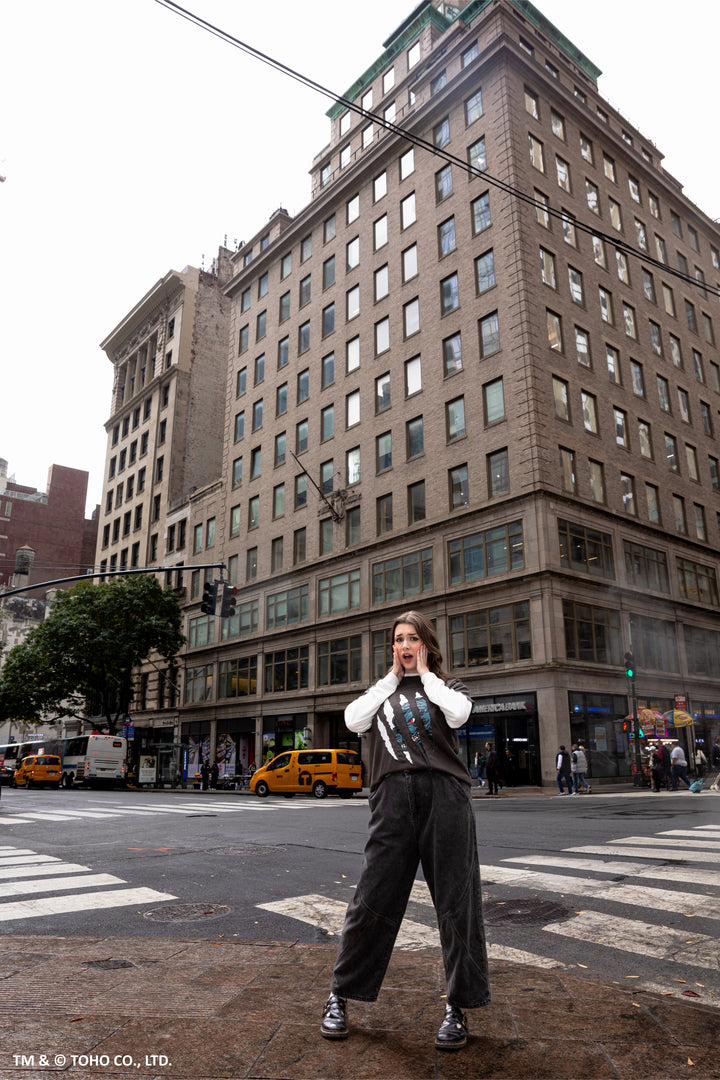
[2,933,718,1079]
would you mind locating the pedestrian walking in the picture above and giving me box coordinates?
[694,746,708,779]
[320,610,490,1050]
[504,748,516,787]
[670,742,691,790]
[556,745,573,795]
[648,745,664,792]
[570,744,590,794]
[200,759,209,791]
[709,737,720,791]
[484,742,500,796]
[210,761,219,789]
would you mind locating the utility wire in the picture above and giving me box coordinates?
[154,0,719,299]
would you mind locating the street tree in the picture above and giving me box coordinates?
[0,576,185,733]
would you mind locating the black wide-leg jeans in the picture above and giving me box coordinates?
[331,770,491,1009]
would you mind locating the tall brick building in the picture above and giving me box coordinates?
[106,0,720,786]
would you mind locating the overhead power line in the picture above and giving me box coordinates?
[154,0,719,299]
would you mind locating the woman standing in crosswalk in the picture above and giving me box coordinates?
[320,610,490,1050]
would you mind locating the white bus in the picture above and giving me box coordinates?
[0,733,127,788]
[61,734,127,788]
[0,737,47,784]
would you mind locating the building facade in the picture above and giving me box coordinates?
[95,254,232,772]
[110,0,720,786]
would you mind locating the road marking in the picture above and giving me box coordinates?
[257,893,441,949]
[478,864,720,918]
[545,911,720,970]
[0,854,59,866]
[0,861,92,880]
[0,886,177,922]
[612,835,720,850]
[567,844,720,863]
[0,873,125,898]
[502,854,720,888]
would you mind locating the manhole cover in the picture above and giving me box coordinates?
[142,903,230,923]
[483,898,571,925]
[84,959,137,971]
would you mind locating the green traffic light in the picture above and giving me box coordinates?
[626,668,633,678]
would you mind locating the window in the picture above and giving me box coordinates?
[297,368,309,404]
[377,493,393,536]
[581,391,598,434]
[403,243,418,281]
[588,459,605,504]
[483,378,505,424]
[562,329,585,372]
[472,192,491,233]
[580,134,593,163]
[267,585,309,628]
[321,404,334,441]
[275,431,286,467]
[665,433,679,472]
[400,148,414,180]
[488,448,509,496]
[375,316,390,355]
[434,116,450,148]
[323,256,335,289]
[446,397,466,441]
[376,432,392,473]
[318,568,361,616]
[250,446,262,479]
[318,636,362,686]
[373,171,386,201]
[555,156,570,191]
[322,302,335,336]
[623,303,637,339]
[560,447,576,493]
[232,456,243,488]
[599,288,613,324]
[347,336,360,373]
[606,344,620,384]
[346,390,360,428]
[321,352,334,389]
[673,494,687,534]
[405,355,422,396]
[295,473,307,507]
[441,274,459,314]
[568,266,584,305]
[276,382,287,416]
[546,310,562,352]
[407,416,424,460]
[298,321,310,354]
[256,310,266,340]
[436,164,452,201]
[347,235,360,269]
[678,387,691,423]
[374,264,389,300]
[451,601,531,667]
[320,460,334,495]
[529,135,544,172]
[468,138,486,172]
[535,189,550,228]
[657,375,670,412]
[273,484,285,519]
[408,480,426,524]
[638,420,653,459]
[296,419,308,455]
[553,377,569,420]
[248,495,259,530]
[401,192,416,229]
[586,181,599,215]
[562,211,577,247]
[278,336,289,369]
[465,89,482,125]
[374,215,388,249]
[279,291,290,322]
[475,250,495,294]
[614,407,628,448]
[252,399,263,431]
[443,332,462,376]
[376,372,391,413]
[438,217,456,257]
[264,647,309,693]
[346,194,359,224]
[293,527,306,565]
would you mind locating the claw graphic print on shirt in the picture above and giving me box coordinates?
[379,699,412,763]
[399,693,431,766]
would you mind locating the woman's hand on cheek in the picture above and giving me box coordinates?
[416,645,429,676]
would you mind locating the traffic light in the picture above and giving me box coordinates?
[624,651,635,679]
[200,580,218,615]
[220,583,238,619]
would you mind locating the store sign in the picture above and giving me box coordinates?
[471,699,531,714]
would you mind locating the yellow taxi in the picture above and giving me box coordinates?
[12,754,62,789]
[250,749,362,799]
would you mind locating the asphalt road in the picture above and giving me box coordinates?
[0,785,718,1006]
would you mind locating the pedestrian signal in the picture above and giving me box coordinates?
[200,580,219,615]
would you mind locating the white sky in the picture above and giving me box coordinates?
[1,0,717,518]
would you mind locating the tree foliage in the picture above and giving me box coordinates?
[0,576,185,733]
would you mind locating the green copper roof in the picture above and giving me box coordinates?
[326,0,600,120]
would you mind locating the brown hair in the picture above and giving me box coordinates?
[391,610,451,681]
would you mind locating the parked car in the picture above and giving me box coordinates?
[12,754,62,789]
[250,749,362,799]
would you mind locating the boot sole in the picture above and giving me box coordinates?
[435,1036,467,1050]
[321,1026,349,1040]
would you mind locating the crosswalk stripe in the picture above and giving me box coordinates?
[0,873,125,898]
[0,818,36,825]
[659,829,720,839]
[478,864,720,919]
[0,854,58,866]
[0,862,91,880]
[502,854,720,888]
[257,893,441,950]
[613,835,720,850]
[544,911,720,970]
[567,844,720,863]
[0,886,177,922]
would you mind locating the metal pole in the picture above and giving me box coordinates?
[631,675,643,787]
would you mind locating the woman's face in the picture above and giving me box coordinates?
[393,622,423,673]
